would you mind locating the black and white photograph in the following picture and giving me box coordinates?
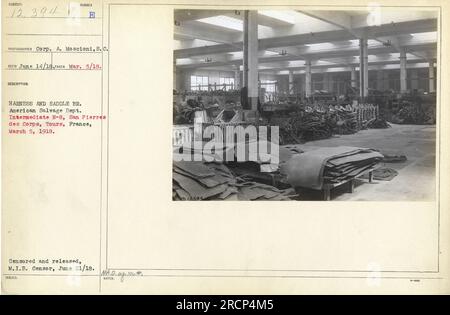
[2,0,449,296]
[172,8,438,201]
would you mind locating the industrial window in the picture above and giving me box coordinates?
[260,80,277,93]
[219,77,235,90]
[190,75,209,91]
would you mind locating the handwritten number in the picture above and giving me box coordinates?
[10,6,58,18]
[50,6,58,15]
[12,8,23,18]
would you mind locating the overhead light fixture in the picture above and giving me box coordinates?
[196,15,243,31]
[279,49,288,56]
[382,40,392,47]
[204,57,212,63]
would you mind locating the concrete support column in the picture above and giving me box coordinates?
[429,61,435,93]
[243,10,258,111]
[173,59,177,90]
[328,73,333,92]
[288,70,294,94]
[323,73,333,92]
[376,70,383,91]
[351,67,357,88]
[305,60,312,97]
[233,65,240,90]
[323,73,328,91]
[275,75,284,93]
[399,48,407,93]
[411,69,419,91]
[383,71,390,90]
[359,38,369,99]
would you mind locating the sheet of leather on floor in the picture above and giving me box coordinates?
[280,146,383,190]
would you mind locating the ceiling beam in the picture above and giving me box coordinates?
[174,23,237,45]
[223,11,294,28]
[257,57,428,73]
[174,10,233,22]
[176,42,436,69]
[174,18,437,58]
[298,10,354,33]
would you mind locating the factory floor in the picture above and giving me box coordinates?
[300,124,436,201]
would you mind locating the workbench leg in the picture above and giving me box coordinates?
[323,188,331,201]
[368,171,373,183]
[348,180,355,193]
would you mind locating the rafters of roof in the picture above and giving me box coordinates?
[173,9,438,72]
[174,18,436,58]
[176,42,436,69]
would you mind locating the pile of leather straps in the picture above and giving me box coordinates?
[273,107,358,145]
[274,110,334,145]
[390,101,436,125]
[365,117,391,129]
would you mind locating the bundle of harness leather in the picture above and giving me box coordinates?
[173,160,296,201]
[389,101,436,125]
[274,107,363,145]
[280,146,383,190]
[275,110,334,144]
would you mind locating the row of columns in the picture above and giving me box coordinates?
[177,10,436,99]
[240,14,435,107]
[279,64,435,95]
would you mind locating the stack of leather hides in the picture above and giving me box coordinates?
[280,146,383,190]
[173,160,296,201]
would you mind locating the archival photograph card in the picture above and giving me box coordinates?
[1,0,449,295]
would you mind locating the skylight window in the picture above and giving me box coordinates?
[228,51,243,58]
[410,32,437,41]
[315,60,335,65]
[263,50,279,56]
[176,58,192,66]
[287,60,305,67]
[305,42,336,50]
[196,15,243,31]
[258,10,299,24]
[347,39,380,47]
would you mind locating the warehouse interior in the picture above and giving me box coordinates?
[172,9,437,201]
